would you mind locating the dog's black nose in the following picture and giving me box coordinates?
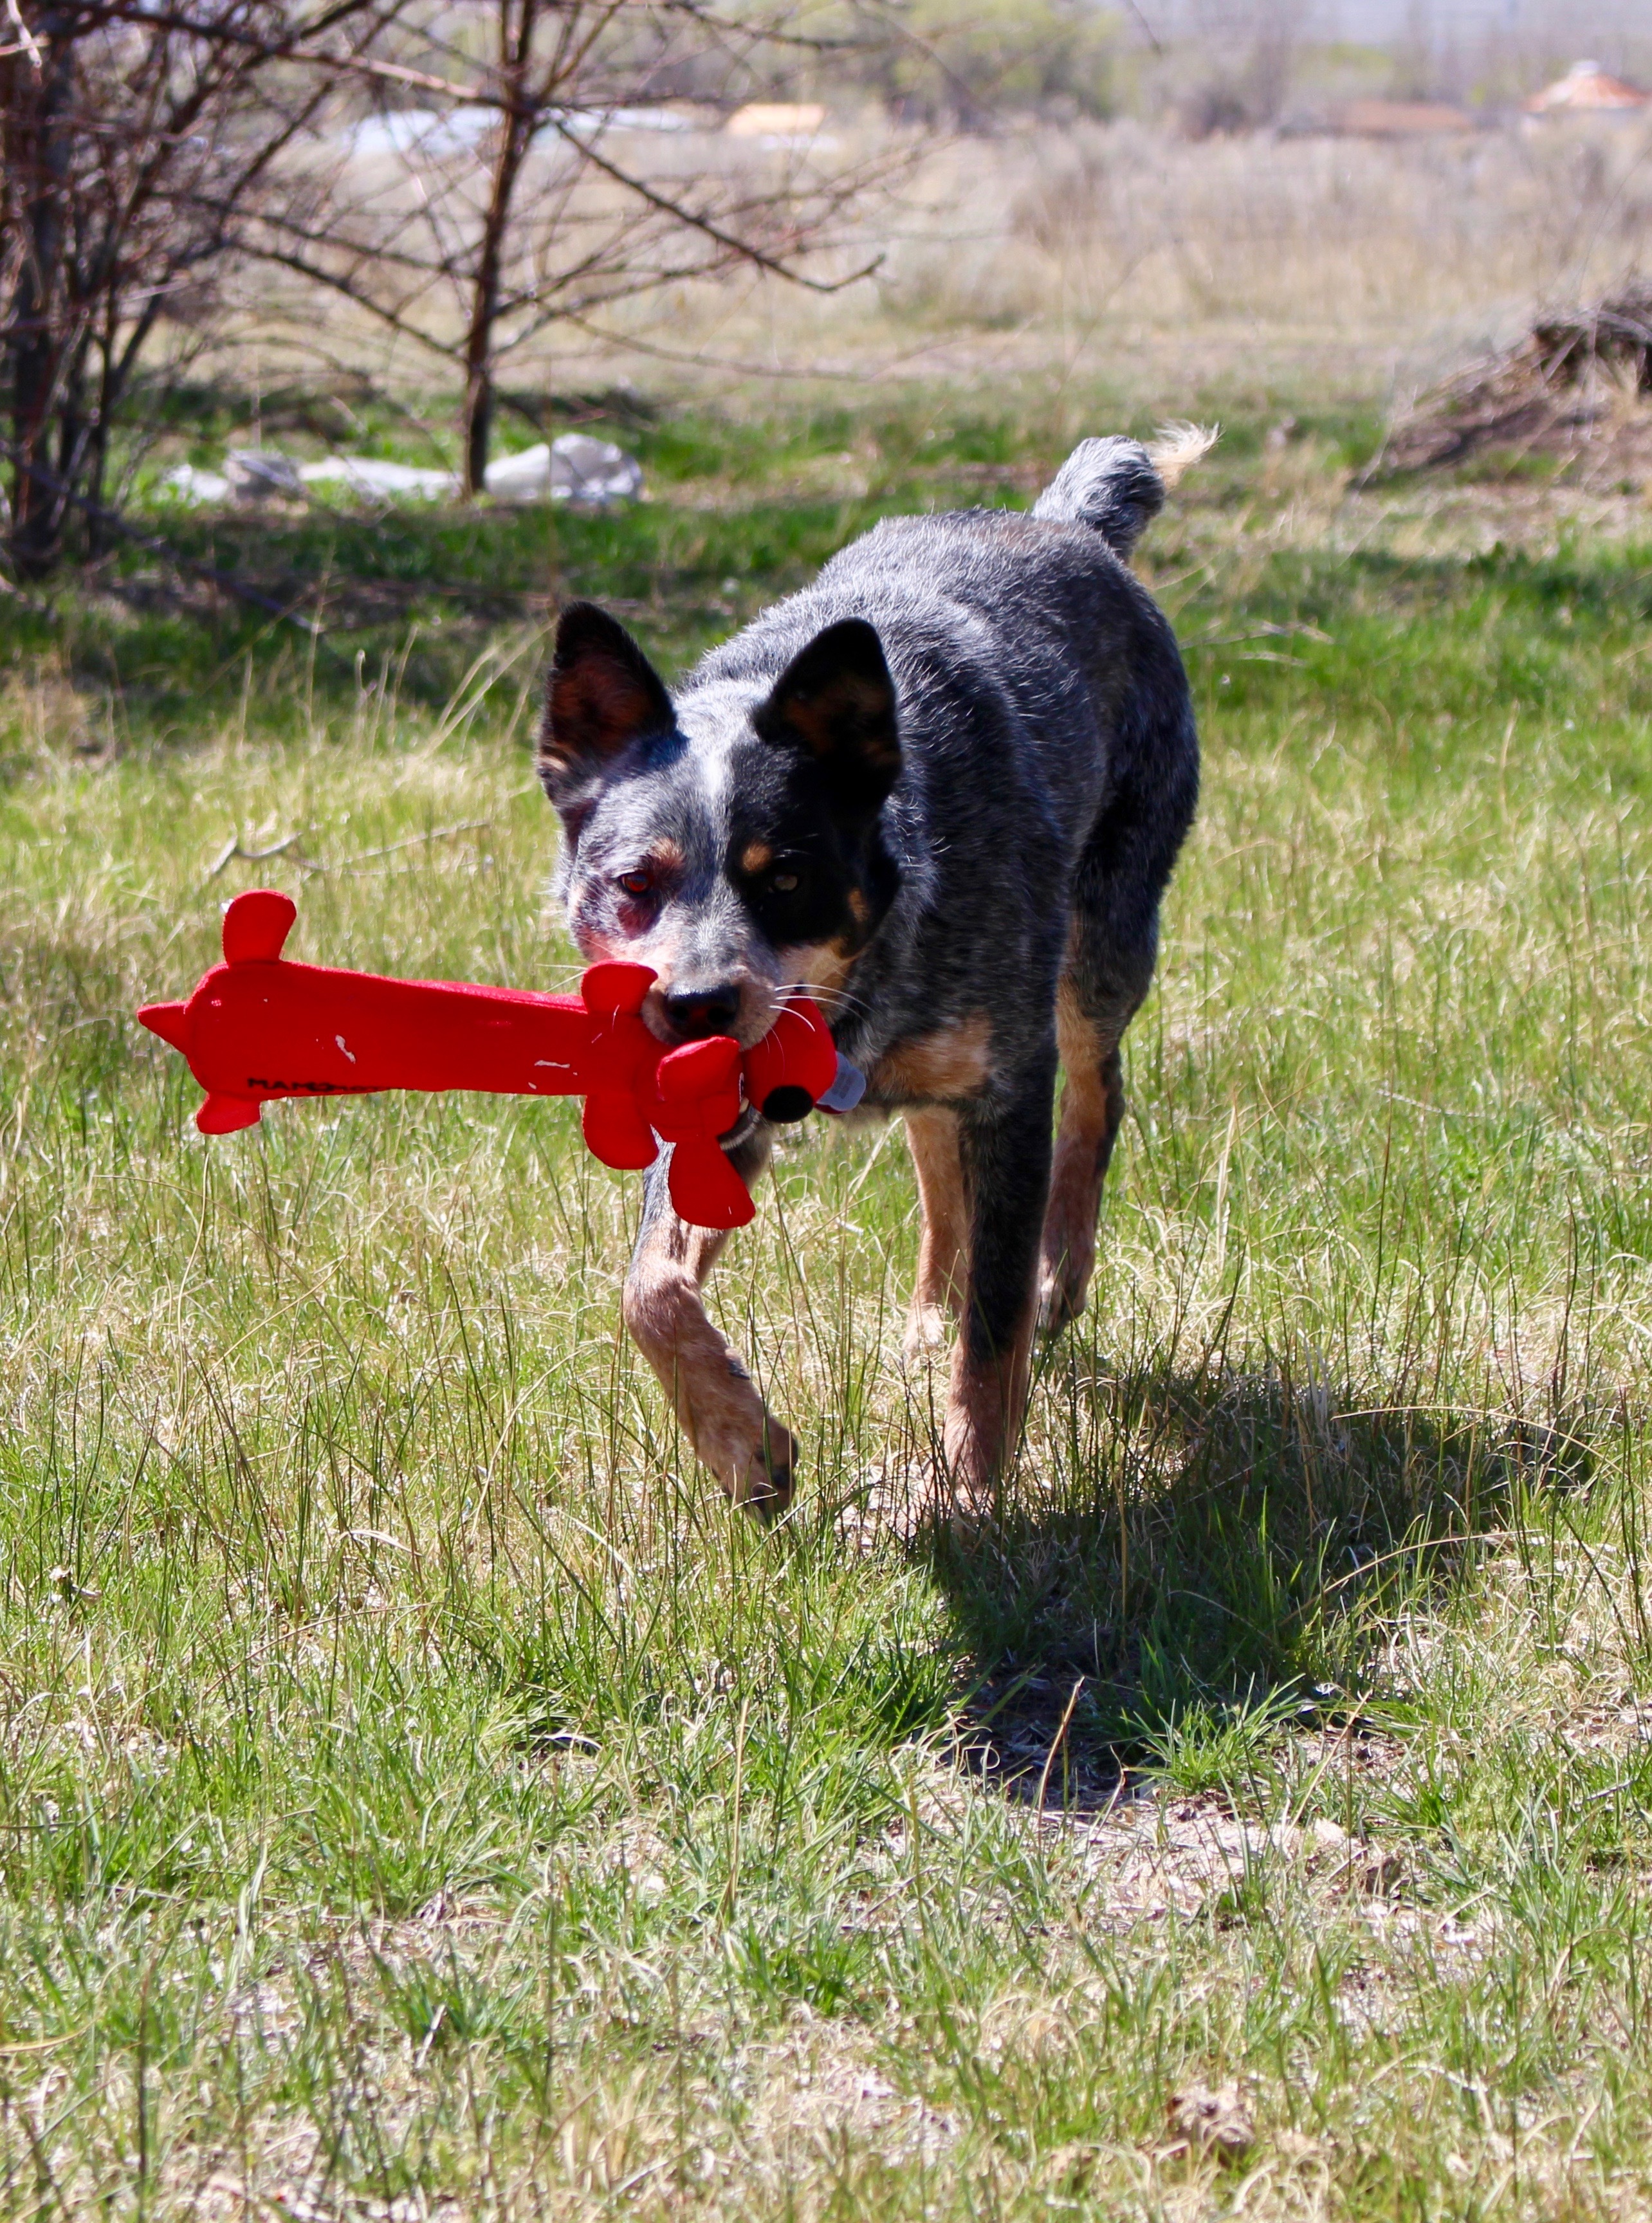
[662,984,741,1041]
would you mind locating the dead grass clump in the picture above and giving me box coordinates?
[1377,283,1652,483]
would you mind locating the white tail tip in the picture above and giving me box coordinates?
[1147,422,1220,487]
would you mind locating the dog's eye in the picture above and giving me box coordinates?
[617,870,653,898]
[771,871,800,893]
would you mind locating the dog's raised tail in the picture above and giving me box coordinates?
[1031,422,1218,561]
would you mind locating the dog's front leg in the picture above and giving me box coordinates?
[902,1108,970,1364]
[944,1058,1056,1508]
[622,1124,795,1514]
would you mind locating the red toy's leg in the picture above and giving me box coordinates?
[622,1127,794,1515]
[198,1093,262,1134]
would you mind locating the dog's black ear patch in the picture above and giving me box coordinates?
[753,619,900,819]
[540,602,673,807]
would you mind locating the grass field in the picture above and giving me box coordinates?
[4,394,1652,2217]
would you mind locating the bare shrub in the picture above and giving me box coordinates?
[0,0,403,578]
[243,1,906,491]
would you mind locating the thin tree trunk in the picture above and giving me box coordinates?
[461,0,538,497]
[84,289,160,556]
[9,15,74,577]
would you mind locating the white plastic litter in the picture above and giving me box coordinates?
[345,106,497,160]
[550,432,645,504]
[159,462,230,505]
[226,449,304,500]
[151,433,641,510]
[484,435,645,505]
[345,104,695,160]
[482,444,553,501]
[298,456,459,501]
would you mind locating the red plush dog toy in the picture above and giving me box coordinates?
[137,889,838,1231]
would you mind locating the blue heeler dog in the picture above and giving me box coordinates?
[538,428,1211,1515]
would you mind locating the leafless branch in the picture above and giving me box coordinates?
[1,0,413,574]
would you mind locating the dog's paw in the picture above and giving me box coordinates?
[1036,1266,1086,1339]
[730,1416,797,1523]
[901,1303,951,1371]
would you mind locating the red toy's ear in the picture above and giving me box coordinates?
[742,999,836,1122]
[223,888,297,964]
[580,960,654,1017]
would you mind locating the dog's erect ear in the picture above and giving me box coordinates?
[540,602,674,808]
[753,618,900,820]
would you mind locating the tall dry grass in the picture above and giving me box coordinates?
[488,113,1652,404]
[223,101,1652,428]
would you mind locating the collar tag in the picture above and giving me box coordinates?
[817,1055,867,1114]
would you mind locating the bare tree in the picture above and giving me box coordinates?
[245,1,900,493]
[0,0,405,576]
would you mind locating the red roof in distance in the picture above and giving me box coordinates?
[1524,60,1649,114]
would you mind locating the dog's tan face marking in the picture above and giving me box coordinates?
[740,841,773,875]
[847,888,870,927]
[871,1014,994,1103]
[775,937,859,1002]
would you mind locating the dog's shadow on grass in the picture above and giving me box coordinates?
[877,1355,1590,1815]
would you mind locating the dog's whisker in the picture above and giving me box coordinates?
[783,980,870,1019]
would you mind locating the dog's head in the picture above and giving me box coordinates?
[538,602,901,1048]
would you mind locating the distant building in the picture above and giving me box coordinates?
[724,104,829,142]
[1332,98,1478,136]
[1283,98,1478,138]
[1523,60,1649,118]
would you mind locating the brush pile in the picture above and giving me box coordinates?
[1378,286,1652,482]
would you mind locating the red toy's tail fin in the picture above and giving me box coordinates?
[137,1000,190,1052]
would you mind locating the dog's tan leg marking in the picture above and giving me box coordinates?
[902,1108,969,1365]
[1038,976,1125,1333]
[869,1014,994,1104]
[622,1147,794,1512]
[944,1292,1037,1510]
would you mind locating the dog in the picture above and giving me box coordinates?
[537,427,1210,1514]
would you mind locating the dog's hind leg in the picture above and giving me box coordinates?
[622,1124,795,1516]
[1040,687,1196,1333]
[1038,971,1133,1336]
[902,1108,970,1366]
[945,1052,1057,1507]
